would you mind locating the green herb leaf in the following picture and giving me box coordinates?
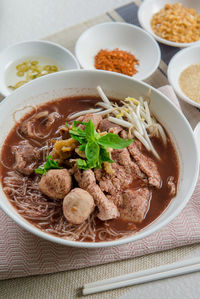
[70,133,86,144]
[69,128,86,138]
[79,144,86,151]
[84,120,96,141]
[35,167,46,175]
[72,120,82,129]
[69,121,86,137]
[34,155,62,175]
[76,159,88,170]
[67,119,134,171]
[85,140,99,163]
[98,133,133,149]
[99,148,114,163]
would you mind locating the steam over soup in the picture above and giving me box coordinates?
[0,87,179,242]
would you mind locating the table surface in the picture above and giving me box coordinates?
[0,0,130,51]
[0,1,200,298]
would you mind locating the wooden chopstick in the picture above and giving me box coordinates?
[82,256,200,295]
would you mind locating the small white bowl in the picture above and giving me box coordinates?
[138,0,200,48]
[194,122,200,163]
[0,40,80,97]
[167,45,200,109]
[75,22,160,80]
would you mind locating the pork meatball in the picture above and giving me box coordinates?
[39,169,72,199]
[63,188,95,224]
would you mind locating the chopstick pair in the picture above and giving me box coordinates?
[82,256,200,295]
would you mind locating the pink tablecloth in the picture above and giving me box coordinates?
[0,85,200,280]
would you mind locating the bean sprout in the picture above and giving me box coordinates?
[97,86,111,105]
[95,86,167,159]
[64,86,167,159]
[68,108,102,120]
[108,116,132,128]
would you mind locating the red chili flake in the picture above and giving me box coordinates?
[94,48,139,77]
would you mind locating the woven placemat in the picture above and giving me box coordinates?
[1,1,200,298]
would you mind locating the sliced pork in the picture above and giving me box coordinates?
[98,119,122,134]
[13,140,40,175]
[112,148,145,179]
[95,148,146,206]
[120,187,150,223]
[74,169,119,220]
[167,176,177,196]
[120,130,128,139]
[77,113,102,129]
[128,140,162,188]
[95,163,130,207]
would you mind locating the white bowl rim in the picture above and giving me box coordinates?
[75,22,161,81]
[0,39,80,97]
[167,44,200,109]
[0,39,80,67]
[138,0,200,48]
[0,69,199,248]
[194,122,200,163]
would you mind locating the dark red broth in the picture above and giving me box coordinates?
[0,96,179,242]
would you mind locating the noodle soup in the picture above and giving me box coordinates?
[0,88,179,242]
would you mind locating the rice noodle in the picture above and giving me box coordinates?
[34,111,49,119]
[2,171,135,242]
[0,145,13,169]
[16,110,60,140]
[13,105,37,124]
[31,126,53,140]
[16,126,26,140]
[0,87,168,242]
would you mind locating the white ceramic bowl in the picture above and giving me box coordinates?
[138,0,200,48]
[167,45,200,109]
[194,122,200,163]
[0,40,80,97]
[75,22,160,80]
[0,70,199,248]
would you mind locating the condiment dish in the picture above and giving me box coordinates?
[194,122,200,163]
[75,22,160,80]
[138,0,200,48]
[0,69,199,248]
[167,45,200,109]
[0,40,80,97]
